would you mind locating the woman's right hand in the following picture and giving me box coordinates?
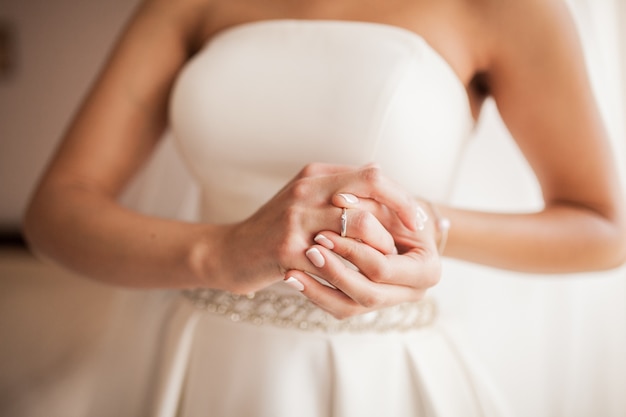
[202,162,420,294]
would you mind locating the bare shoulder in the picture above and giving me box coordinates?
[131,0,216,51]
[137,0,214,22]
[463,0,615,213]
[470,0,582,74]
[484,0,575,34]
[453,0,593,114]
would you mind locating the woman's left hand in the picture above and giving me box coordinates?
[283,199,441,319]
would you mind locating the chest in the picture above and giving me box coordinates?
[170,20,474,211]
[202,0,477,84]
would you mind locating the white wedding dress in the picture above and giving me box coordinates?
[91,20,515,417]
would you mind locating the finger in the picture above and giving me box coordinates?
[328,233,414,287]
[283,270,365,320]
[317,232,440,289]
[332,194,439,255]
[333,192,361,208]
[302,245,417,309]
[333,195,410,244]
[298,205,394,255]
[332,194,400,227]
[334,209,396,254]
[334,164,419,231]
[313,224,398,269]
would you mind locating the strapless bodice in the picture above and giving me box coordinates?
[170,20,474,223]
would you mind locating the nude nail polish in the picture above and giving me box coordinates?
[314,234,334,249]
[305,247,325,268]
[416,205,429,231]
[284,276,304,291]
[338,193,359,205]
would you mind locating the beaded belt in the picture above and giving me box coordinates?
[182,288,437,333]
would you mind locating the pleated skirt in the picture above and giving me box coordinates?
[128,293,515,417]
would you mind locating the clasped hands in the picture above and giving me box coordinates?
[216,163,442,320]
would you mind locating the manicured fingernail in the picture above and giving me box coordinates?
[284,276,304,291]
[305,247,325,268]
[314,233,334,249]
[338,193,359,204]
[392,246,398,255]
[416,205,429,231]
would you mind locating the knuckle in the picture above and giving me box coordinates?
[339,242,358,260]
[360,165,383,185]
[369,262,392,283]
[289,178,312,200]
[357,211,377,234]
[349,210,366,232]
[360,292,384,309]
[299,163,322,178]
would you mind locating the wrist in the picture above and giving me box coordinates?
[186,223,229,289]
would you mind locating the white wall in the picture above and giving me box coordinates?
[0,0,139,230]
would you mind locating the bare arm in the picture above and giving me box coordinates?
[295,1,626,319]
[23,0,221,288]
[441,0,626,272]
[23,0,421,291]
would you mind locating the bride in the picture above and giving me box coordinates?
[23,0,626,415]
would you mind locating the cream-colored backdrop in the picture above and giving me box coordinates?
[0,0,138,229]
[0,0,624,416]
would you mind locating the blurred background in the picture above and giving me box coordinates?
[0,0,625,416]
